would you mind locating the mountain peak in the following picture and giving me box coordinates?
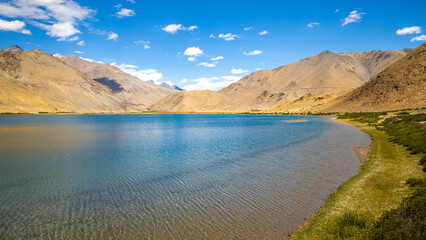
[1,45,23,52]
[318,50,336,56]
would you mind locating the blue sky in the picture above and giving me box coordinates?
[0,0,425,90]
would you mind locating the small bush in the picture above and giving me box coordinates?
[337,112,388,123]
[366,181,426,239]
[397,111,410,115]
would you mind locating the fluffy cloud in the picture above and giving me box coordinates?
[231,68,249,74]
[411,35,426,42]
[79,57,104,64]
[218,33,239,41]
[180,78,188,83]
[74,51,84,54]
[243,50,263,56]
[187,56,197,62]
[396,26,421,35]
[77,40,85,46]
[334,9,339,13]
[107,32,118,41]
[211,56,224,61]
[210,33,239,41]
[184,47,203,56]
[198,62,217,67]
[259,30,268,35]
[111,62,163,82]
[134,40,150,49]
[244,27,253,31]
[116,8,135,18]
[48,22,80,39]
[162,24,198,34]
[341,10,365,26]
[182,76,241,91]
[0,0,94,39]
[307,22,320,28]
[0,18,31,34]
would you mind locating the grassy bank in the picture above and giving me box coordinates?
[291,113,425,239]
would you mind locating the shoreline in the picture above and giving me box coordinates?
[290,116,424,239]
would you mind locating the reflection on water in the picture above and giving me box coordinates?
[0,114,370,239]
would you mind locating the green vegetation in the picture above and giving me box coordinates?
[336,112,387,123]
[292,113,425,240]
[367,181,425,239]
[380,114,426,154]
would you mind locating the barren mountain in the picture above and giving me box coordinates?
[267,43,425,113]
[0,48,125,113]
[60,55,177,111]
[150,49,407,112]
[264,92,348,114]
[1,45,23,53]
[318,43,426,112]
[149,90,227,112]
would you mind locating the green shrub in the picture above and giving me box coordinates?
[337,112,388,123]
[366,181,426,239]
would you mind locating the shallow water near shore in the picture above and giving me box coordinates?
[0,114,370,239]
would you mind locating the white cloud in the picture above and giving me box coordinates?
[209,34,216,38]
[107,32,118,41]
[341,10,365,26]
[307,22,320,28]
[77,40,84,46]
[218,33,239,41]
[74,50,84,54]
[184,47,203,56]
[127,0,136,3]
[0,18,31,34]
[411,35,426,42]
[211,56,224,61]
[33,21,80,40]
[188,56,197,62]
[161,24,198,34]
[111,62,163,82]
[135,40,150,49]
[187,26,198,31]
[79,57,104,64]
[334,9,339,13]
[198,62,217,67]
[180,78,188,83]
[231,68,249,74]
[259,30,268,35]
[116,8,135,18]
[182,76,241,91]
[243,50,263,56]
[0,0,94,39]
[244,26,253,31]
[396,26,421,35]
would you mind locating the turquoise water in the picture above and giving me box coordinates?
[0,114,370,239]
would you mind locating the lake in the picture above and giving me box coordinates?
[0,114,370,239]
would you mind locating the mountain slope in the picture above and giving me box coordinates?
[319,43,426,112]
[0,49,124,113]
[150,49,407,112]
[60,55,177,111]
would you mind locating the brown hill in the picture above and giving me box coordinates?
[60,55,177,111]
[319,43,426,112]
[0,49,125,113]
[264,91,348,114]
[150,49,407,112]
[149,90,227,112]
[267,43,425,113]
